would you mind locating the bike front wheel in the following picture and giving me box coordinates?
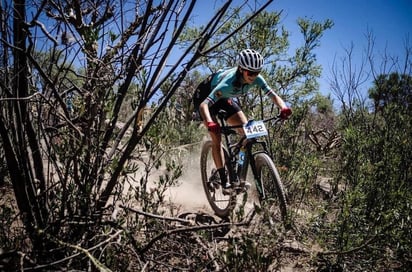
[200,140,236,218]
[254,152,288,223]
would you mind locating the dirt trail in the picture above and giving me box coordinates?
[119,144,213,213]
[119,142,259,218]
[164,147,259,217]
[165,159,212,213]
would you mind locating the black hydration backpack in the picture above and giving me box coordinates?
[192,73,215,110]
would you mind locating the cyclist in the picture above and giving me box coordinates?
[193,49,292,193]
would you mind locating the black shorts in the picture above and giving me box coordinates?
[209,98,241,120]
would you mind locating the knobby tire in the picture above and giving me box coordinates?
[200,140,236,218]
[254,153,288,222]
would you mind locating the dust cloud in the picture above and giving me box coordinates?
[164,147,212,213]
[124,141,259,216]
[164,144,259,216]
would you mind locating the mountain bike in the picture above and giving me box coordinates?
[200,110,288,222]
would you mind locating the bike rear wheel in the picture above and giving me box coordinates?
[200,140,236,218]
[254,152,288,223]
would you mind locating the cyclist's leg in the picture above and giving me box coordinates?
[207,129,228,188]
[209,129,224,169]
[226,102,251,188]
[199,101,227,186]
[204,98,243,170]
[219,100,247,190]
[209,98,244,188]
[227,111,247,130]
[226,100,247,135]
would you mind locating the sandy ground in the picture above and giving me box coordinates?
[115,144,214,215]
[166,165,212,212]
[114,142,260,220]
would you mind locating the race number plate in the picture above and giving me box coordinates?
[243,120,268,139]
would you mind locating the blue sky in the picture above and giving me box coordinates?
[274,0,412,96]
[193,0,412,99]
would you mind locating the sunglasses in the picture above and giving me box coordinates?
[244,69,260,77]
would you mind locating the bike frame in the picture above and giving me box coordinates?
[201,110,288,220]
[216,111,280,191]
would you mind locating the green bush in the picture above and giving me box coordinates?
[333,102,412,270]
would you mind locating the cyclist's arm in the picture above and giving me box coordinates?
[271,93,288,110]
[199,102,213,123]
[257,76,289,111]
[199,88,220,123]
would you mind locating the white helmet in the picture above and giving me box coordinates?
[238,49,264,72]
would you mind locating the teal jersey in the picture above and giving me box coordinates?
[204,67,277,106]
